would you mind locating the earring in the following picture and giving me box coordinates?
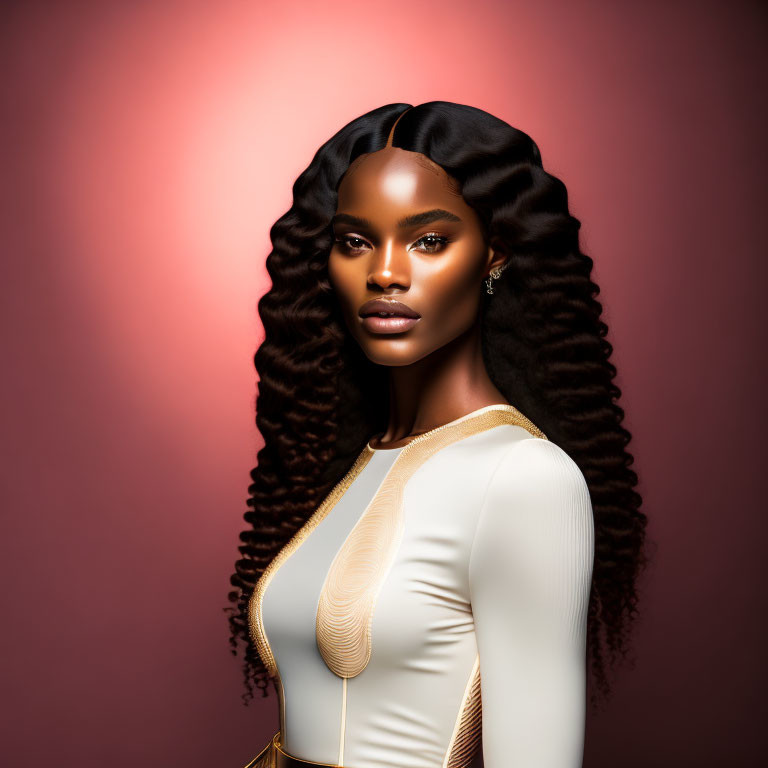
[485,262,508,295]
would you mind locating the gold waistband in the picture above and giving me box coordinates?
[243,732,341,768]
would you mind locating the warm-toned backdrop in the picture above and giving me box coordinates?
[2,1,765,766]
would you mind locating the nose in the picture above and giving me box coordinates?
[367,238,411,291]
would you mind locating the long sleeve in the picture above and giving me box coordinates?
[468,437,595,768]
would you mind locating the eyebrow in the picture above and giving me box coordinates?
[331,208,462,231]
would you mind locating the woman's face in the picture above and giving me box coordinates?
[328,147,496,367]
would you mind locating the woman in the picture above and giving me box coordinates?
[227,101,647,768]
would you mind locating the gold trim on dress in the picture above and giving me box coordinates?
[316,404,547,679]
[274,731,341,767]
[242,730,279,768]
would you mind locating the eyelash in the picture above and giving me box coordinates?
[334,232,451,254]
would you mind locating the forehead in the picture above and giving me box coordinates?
[337,147,463,211]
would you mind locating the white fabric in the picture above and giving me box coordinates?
[260,406,594,767]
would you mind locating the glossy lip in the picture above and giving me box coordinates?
[358,298,421,335]
[361,315,420,334]
[358,298,421,319]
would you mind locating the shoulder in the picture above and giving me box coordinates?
[487,436,591,503]
[414,422,538,490]
[470,437,594,560]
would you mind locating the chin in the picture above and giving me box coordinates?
[357,338,436,368]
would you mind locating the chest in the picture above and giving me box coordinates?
[260,449,483,680]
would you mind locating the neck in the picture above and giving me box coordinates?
[374,320,508,447]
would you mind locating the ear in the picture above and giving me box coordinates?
[485,246,508,277]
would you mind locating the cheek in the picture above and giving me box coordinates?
[419,258,483,329]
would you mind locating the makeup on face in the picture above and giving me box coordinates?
[327,147,494,367]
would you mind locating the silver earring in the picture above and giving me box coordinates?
[485,262,508,295]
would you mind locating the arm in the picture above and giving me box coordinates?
[468,437,595,767]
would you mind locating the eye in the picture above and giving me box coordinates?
[412,233,451,254]
[334,235,370,253]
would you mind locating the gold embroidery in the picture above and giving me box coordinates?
[316,404,546,679]
[444,655,482,768]
[248,448,375,679]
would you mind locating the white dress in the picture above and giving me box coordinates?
[248,403,595,768]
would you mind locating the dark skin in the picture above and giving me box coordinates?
[328,134,510,449]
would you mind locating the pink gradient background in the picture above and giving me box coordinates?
[2,1,765,766]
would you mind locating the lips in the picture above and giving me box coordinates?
[358,298,421,335]
[358,299,421,319]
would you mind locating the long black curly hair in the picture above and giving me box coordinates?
[225,101,648,711]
